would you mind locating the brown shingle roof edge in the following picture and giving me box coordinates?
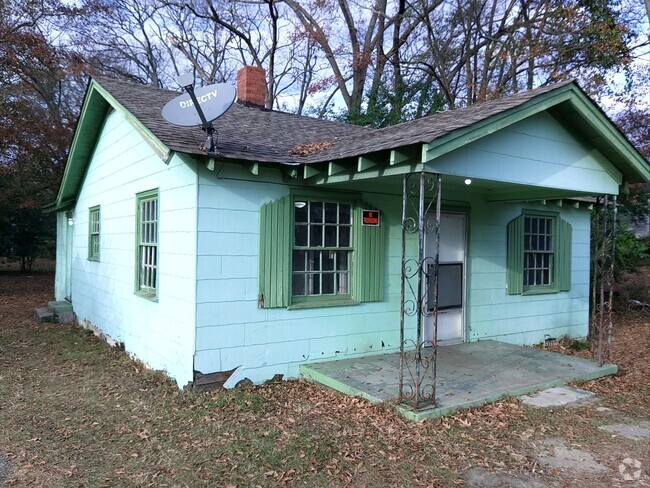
[90,75,371,164]
[91,76,581,165]
[89,76,648,183]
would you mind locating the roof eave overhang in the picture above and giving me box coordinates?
[54,78,171,211]
[292,83,648,188]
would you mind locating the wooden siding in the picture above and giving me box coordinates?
[426,112,622,195]
[66,109,198,386]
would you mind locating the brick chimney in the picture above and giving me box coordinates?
[237,66,267,108]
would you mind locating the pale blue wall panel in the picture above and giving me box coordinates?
[469,272,506,291]
[428,113,621,194]
[193,349,222,373]
[194,169,405,382]
[468,241,507,258]
[240,321,296,345]
[572,270,591,287]
[306,337,349,360]
[466,194,591,344]
[195,324,245,349]
[197,300,266,327]
[470,314,587,342]
[67,110,198,386]
[196,278,257,303]
[158,207,198,233]
[219,341,310,369]
[220,256,259,278]
[471,225,507,243]
[197,231,258,256]
[196,256,222,278]
[198,208,259,234]
[478,325,585,346]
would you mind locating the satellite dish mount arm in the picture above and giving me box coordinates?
[182,84,220,157]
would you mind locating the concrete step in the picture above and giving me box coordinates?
[56,310,75,323]
[34,307,55,323]
[48,301,73,313]
[45,301,75,323]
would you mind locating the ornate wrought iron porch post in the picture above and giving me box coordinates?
[590,194,617,366]
[399,172,441,409]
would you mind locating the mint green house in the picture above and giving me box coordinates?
[54,70,649,390]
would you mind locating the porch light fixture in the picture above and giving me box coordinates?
[464,178,472,185]
[294,201,307,209]
[67,214,74,226]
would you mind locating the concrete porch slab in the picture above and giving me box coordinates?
[299,340,617,421]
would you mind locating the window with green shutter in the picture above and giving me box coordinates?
[88,205,100,261]
[258,193,385,309]
[507,210,571,295]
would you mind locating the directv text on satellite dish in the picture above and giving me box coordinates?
[162,83,237,127]
[178,89,219,109]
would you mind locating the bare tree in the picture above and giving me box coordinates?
[412,0,640,109]
[74,0,172,87]
[163,5,234,85]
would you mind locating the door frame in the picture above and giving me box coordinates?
[425,210,468,345]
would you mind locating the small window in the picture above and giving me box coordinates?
[88,206,100,261]
[292,200,352,298]
[136,189,159,298]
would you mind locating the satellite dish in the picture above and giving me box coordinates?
[162,83,237,127]
[176,73,194,89]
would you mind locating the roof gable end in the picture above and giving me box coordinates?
[423,82,648,184]
[55,79,170,210]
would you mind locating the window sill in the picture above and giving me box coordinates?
[88,257,100,262]
[135,290,158,302]
[522,287,560,296]
[287,298,359,310]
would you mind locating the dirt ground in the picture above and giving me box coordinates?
[0,270,648,487]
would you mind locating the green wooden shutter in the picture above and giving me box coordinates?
[506,214,524,295]
[258,195,291,308]
[352,204,385,302]
[556,217,572,292]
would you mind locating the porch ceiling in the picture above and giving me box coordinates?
[300,341,617,421]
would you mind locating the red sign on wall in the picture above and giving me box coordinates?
[362,210,380,226]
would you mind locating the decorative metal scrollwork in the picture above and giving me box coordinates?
[400,340,436,403]
[403,217,418,234]
[590,194,617,366]
[399,172,442,410]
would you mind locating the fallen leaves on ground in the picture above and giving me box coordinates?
[0,270,648,487]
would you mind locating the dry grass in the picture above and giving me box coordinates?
[0,271,648,487]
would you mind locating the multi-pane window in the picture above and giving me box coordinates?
[292,200,352,297]
[523,216,553,287]
[259,194,384,308]
[88,206,100,261]
[507,210,571,295]
[136,190,158,297]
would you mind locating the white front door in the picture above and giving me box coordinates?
[425,212,466,344]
